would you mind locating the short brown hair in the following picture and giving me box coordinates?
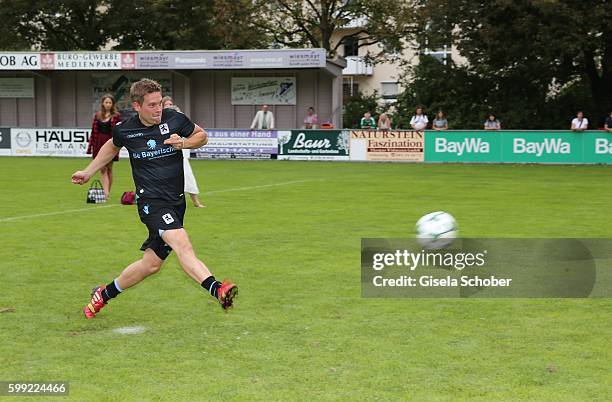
[130,78,162,104]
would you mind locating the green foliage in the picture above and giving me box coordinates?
[0,0,269,51]
[408,0,612,129]
[0,0,113,50]
[397,55,603,130]
[0,0,32,50]
[107,0,269,50]
[342,90,385,129]
[257,0,417,59]
[395,56,488,129]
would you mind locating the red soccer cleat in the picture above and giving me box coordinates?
[83,285,107,319]
[217,280,238,310]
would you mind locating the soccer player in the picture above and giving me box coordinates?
[71,78,237,318]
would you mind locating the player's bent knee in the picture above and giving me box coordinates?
[142,249,164,275]
[141,258,162,275]
[147,262,162,275]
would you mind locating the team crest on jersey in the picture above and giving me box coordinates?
[159,123,170,135]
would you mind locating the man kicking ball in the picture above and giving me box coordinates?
[72,78,237,318]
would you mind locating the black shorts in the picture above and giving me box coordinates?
[137,198,186,260]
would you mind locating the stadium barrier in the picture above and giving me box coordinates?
[425,130,612,164]
[277,130,349,160]
[5,127,130,158]
[192,129,279,160]
[2,127,611,164]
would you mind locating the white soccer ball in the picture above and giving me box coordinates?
[416,211,458,250]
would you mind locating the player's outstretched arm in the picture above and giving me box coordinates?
[71,139,121,185]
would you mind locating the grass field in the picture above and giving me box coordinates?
[1,157,611,401]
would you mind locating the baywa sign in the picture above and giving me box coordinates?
[425,131,612,164]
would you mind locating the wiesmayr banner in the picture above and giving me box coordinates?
[277,130,350,160]
[0,49,326,71]
[425,130,612,164]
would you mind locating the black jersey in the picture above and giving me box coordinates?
[112,108,195,202]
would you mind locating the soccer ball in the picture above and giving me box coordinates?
[416,211,458,250]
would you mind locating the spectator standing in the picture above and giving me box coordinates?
[484,113,501,130]
[410,107,428,131]
[571,111,588,132]
[250,104,275,130]
[303,107,318,129]
[360,112,376,129]
[604,112,612,132]
[162,96,205,208]
[86,94,121,200]
[377,113,392,130]
[432,111,448,130]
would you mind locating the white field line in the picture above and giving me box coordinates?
[205,179,320,195]
[112,326,146,334]
[0,204,120,223]
[0,179,320,223]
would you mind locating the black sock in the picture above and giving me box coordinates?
[201,276,221,298]
[102,279,122,303]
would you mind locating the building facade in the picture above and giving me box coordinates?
[0,49,345,129]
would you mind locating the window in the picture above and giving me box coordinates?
[424,45,451,65]
[422,20,452,65]
[377,41,401,59]
[380,82,399,100]
[343,37,359,57]
[343,78,359,97]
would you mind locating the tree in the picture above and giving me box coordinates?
[0,0,269,51]
[0,0,32,50]
[256,0,419,60]
[395,55,487,129]
[0,0,112,50]
[107,0,269,50]
[343,90,388,128]
[415,0,612,129]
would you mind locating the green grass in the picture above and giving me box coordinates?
[0,157,611,401]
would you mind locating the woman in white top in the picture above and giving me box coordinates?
[571,111,588,132]
[410,107,428,130]
[162,96,205,208]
